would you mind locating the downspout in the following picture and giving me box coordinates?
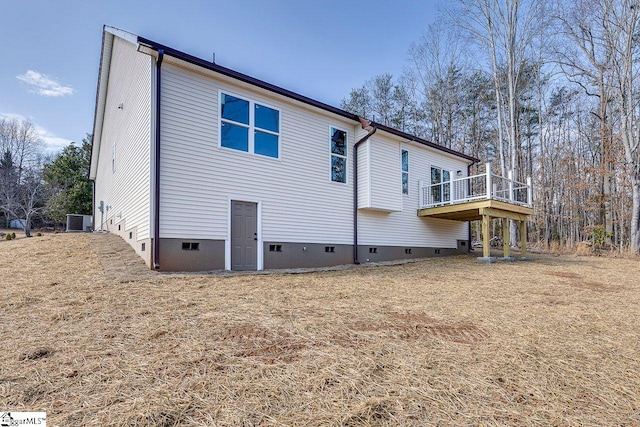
[153,49,164,269]
[92,180,96,231]
[353,120,377,264]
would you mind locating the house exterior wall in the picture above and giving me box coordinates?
[93,36,152,265]
[358,137,470,248]
[157,58,470,270]
[92,31,476,271]
[356,140,370,209]
[159,60,357,248]
[357,137,402,212]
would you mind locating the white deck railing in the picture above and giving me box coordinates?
[419,163,532,209]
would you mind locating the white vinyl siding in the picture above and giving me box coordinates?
[93,36,152,241]
[160,61,355,244]
[356,139,370,208]
[358,140,469,247]
[357,137,402,212]
[156,57,471,250]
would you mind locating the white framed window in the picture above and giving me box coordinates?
[401,149,409,195]
[219,92,280,159]
[330,127,347,183]
[430,166,451,204]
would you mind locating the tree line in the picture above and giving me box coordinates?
[341,0,640,254]
[0,117,92,237]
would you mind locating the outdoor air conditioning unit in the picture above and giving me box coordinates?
[66,214,93,232]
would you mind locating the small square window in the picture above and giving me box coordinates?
[182,242,199,251]
[325,246,335,253]
[405,248,412,254]
[331,128,346,156]
[221,122,249,152]
[221,93,249,125]
[435,249,441,254]
[255,130,278,158]
[369,247,378,254]
[269,244,282,252]
[331,156,346,183]
[141,243,145,251]
[129,232,132,239]
[255,104,279,133]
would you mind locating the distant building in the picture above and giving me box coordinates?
[9,219,30,229]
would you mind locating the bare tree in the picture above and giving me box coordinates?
[605,0,640,253]
[340,86,371,119]
[553,0,618,240]
[451,0,547,246]
[1,166,47,237]
[409,20,470,148]
[0,117,44,179]
[451,0,546,173]
[0,117,45,235]
[552,0,640,253]
[395,69,429,137]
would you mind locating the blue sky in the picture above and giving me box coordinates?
[1,0,440,154]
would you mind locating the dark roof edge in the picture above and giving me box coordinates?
[372,123,478,162]
[136,36,478,163]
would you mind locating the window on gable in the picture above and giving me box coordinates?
[330,127,347,183]
[112,143,116,173]
[220,92,279,158]
[401,149,409,195]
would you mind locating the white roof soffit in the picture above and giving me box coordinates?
[104,26,138,45]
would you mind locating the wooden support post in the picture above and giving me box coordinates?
[502,218,510,258]
[519,220,527,258]
[482,214,491,258]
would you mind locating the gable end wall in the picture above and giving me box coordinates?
[93,37,152,264]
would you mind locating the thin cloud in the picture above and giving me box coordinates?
[1,113,73,154]
[33,122,73,154]
[16,70,74,97]
[40,135,74,153]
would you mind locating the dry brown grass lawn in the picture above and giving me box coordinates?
[1,232,639,426]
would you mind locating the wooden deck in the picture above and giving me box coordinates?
[417,199,533,222]
[418,199,533,262]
